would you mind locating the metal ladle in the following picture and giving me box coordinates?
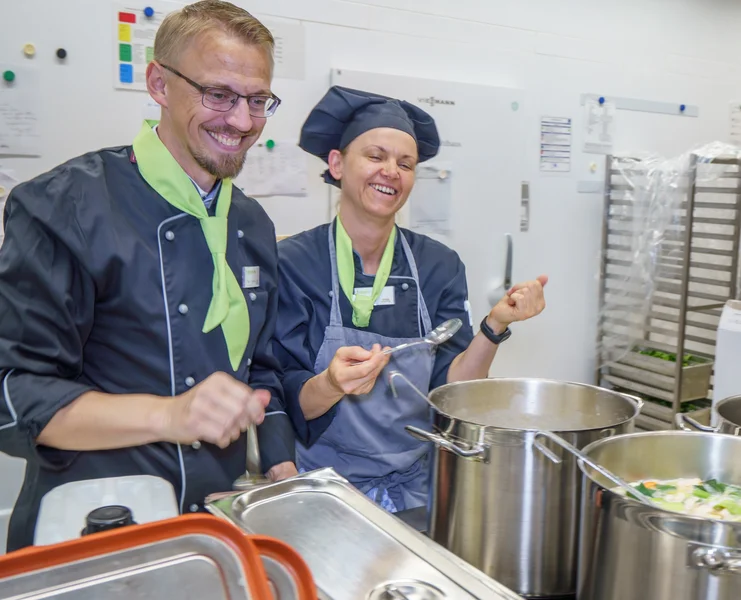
[232,422,270,490]
[532,430,660,508]
[382,318,463,356]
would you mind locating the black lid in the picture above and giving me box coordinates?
[81,505,136,536]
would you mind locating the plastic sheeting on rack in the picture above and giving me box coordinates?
[597,141,741,368]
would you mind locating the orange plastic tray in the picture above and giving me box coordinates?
[251,534,318,599]
[0,514,273,598]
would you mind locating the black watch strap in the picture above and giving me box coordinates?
[479,317,511,345]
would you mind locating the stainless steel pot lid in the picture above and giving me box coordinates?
[427,378,639,431]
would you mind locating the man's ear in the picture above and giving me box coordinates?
[145,61,168,109]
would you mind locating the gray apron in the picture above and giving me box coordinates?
[296,224,436,512]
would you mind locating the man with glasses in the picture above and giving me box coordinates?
[0,0,297,551]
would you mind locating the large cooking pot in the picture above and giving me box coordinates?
[676,394,741,435]
[577,430,741,600]
[400,377,642,598]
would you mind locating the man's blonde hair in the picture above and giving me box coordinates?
[154,0,274,68]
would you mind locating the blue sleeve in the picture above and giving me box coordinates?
[0,175,96,468]
[247,235,296,471]
[274,252,337,446]
[430,257,475,390]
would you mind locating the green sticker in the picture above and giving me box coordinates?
[119,44,132,62]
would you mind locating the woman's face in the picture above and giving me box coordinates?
[329,127,418,221]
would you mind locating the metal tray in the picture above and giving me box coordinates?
[0,532,259,599]
[206,468,523,600]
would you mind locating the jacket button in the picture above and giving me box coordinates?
[178,303,188,315]
[191,441,201,450]
[189,504,199,513]
[185,376,195,387]
[328,290,334,297]
[249,292,257,301]
[237,229,244,239]
[165,231,175,241]
[402,283,410,291]
[247,358,252,367]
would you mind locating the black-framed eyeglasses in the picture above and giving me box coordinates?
[160,64,281,117]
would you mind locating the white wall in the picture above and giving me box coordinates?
[2,0,741,551]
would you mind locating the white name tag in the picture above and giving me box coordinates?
[242,266,260,289]
[354,285,396,306]
[464,299,473,327]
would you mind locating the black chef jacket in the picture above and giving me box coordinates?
[0,144,295,551]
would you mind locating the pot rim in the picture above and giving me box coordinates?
[715,394,741,427]
[428,377,642,433]
[578,430,741,529]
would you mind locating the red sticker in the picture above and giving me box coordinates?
[119,12,136,24]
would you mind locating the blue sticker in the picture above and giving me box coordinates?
[119,63,133,84]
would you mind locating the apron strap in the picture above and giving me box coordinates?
[398,230,433,336]
[327,221,344,328]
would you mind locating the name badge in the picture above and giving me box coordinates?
[354,285,396,306]
[464,299,473,327]
[242,266,260,289]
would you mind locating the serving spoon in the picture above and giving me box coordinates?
[382,318,463,356]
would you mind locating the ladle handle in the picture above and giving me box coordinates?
[532,430,657,507]
[382,340,427,356]
[389,370,434,408]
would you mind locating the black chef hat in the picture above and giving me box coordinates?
[299,85,441,187]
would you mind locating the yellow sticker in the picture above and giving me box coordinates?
[118,23,132,42]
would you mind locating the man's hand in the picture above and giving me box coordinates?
[161,372,270,449]
[266,461,299,482]
[325,344,390,396]
[488,274,548,333]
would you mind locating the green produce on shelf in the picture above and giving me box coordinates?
[638,349,694,367]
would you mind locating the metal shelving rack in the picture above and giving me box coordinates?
[596,153,741,430]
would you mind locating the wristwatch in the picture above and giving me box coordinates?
[480,316,512,345]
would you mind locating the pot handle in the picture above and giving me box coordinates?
[691,546,741,575]
[675,412,717,433]
[405,425,487,460]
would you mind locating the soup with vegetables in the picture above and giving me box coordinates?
[613,478,741,521]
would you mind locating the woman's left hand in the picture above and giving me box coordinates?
[487,275,548,332]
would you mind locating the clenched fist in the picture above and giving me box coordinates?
[488,274,548,333]
[162,371,270,449]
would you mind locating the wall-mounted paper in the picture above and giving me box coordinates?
[0,168,19,244]
[409,163,453,235]
[540,116,572,172]
[262,18,306,80]
[234,141,308,197]
[730,101,741,145]
[0,68,41,157]
[114,3,173,91]
[583,98,616,154]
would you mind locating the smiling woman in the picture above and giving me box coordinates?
[273,85,548,514]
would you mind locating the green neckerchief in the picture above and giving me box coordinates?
[132,120,249,371]
[335,215,397,328]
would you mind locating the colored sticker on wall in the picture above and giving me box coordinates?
[118,23,132,42]
[119,64,133,84]
[118,11,136,23]
[119,44,132,62]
